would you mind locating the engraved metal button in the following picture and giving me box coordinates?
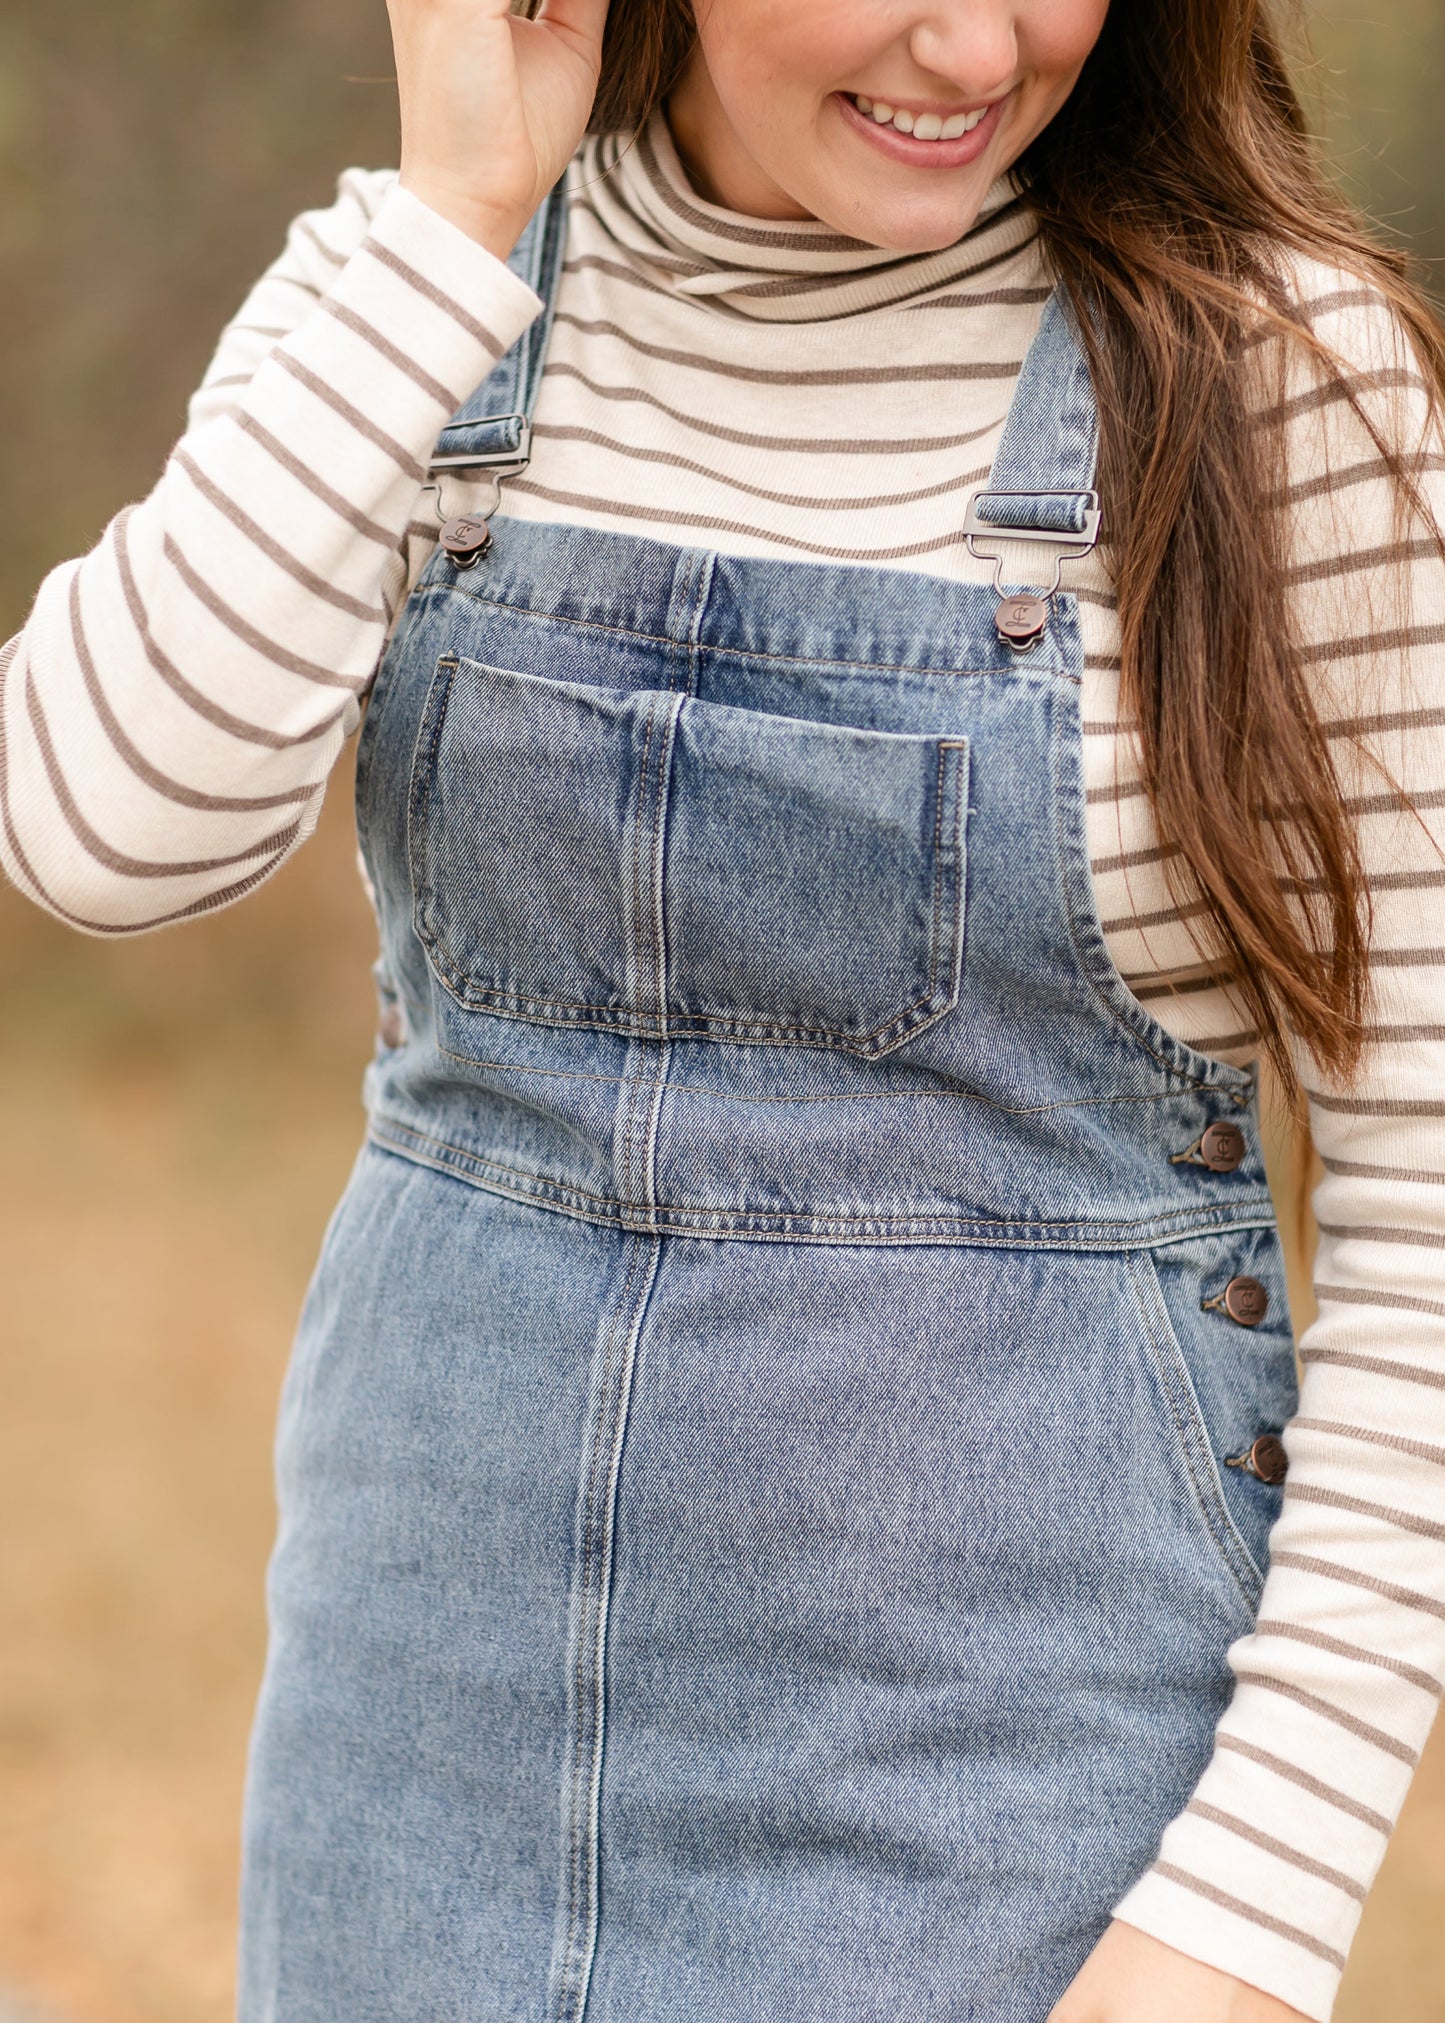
[1225,1432,1289,1484]
[440,515,492,568]
[995,593,1048,650]
[1223,1275,1269,1327]
[1198,1120,1246,1173]
[1247,1434,1288,1485]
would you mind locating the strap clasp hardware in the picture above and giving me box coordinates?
[426,413,534,568]
[962,489,1103,653]
[961,489,1102,549]
[427,412,533,476]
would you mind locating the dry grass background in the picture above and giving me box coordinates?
[1,3,1443,2017]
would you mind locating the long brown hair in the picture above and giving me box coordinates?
[583,0,1445,1093]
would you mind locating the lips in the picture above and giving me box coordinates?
[835,88,1008,165]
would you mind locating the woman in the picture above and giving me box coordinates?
[3,0,1443,2014]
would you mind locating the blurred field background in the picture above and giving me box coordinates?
[0,3,1443,2019]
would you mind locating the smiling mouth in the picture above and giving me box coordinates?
[848,93,994,141]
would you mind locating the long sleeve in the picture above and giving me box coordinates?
[0,170,540,933]
[12,129,1445,2015]
[1115,271,1445,2019]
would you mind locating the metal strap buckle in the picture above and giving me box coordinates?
[962,489,1103,653]
[963,489,1102,606]
[427,413,533,476]
[426,413,534,568]
[961,489,1102,547]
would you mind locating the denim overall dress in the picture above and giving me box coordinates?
[238,189,1298,2023]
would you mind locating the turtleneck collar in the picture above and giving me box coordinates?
[574,111,1045,324]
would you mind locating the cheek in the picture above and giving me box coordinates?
[704,0,880,98]
[1025,0,1111,79]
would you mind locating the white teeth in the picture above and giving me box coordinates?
[852,93,993,140]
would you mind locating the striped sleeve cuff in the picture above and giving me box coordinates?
[1114,1843,1352,2022]
[362,180,545,363]
[283,178,546,439]
[1109,1576,1435,2021]
[1110,1668,1406,2023]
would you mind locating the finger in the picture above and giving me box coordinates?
[532,0,611,60]
[388,0,519,31]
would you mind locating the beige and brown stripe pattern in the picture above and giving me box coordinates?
[3,115,1445,2021]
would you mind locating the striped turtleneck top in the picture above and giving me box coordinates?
[4,110,1445,2021]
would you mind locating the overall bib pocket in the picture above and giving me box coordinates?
[408,654,970,1057]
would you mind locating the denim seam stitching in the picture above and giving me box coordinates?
[425,1043,1265,1117]
[556,1240,628,2023]
[556,1259,628,2018]
[425,969,955,1051]
[562,1239,631,2019]
[648,696,677,1023]
[631,694,660,1030]
[407,655,459,956]
[1052,692,1253,1104]
[620,689,655,1211]
[639,1049,671,1228]
[413,583,1081,683]
[418,744,968,1057]
[368,1118,1277,1239]
[552,1233,659,2023]
[1128,1252,1267,1612]
[668,543,708,698]
[684,550,715,700]
[619,692,673,1212]
[641,698,679,1216]
[928,741,967,1001]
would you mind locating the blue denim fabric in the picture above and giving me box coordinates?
[237,285,1298,2022]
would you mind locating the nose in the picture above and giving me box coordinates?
[907,0,1019,96]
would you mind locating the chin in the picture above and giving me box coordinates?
[834,198,986,254]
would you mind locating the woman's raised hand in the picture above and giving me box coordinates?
[386,0,611,259]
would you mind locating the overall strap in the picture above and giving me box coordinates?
[428,176,570,475]
[968,290,1101,535]
[962,290,1103,651]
